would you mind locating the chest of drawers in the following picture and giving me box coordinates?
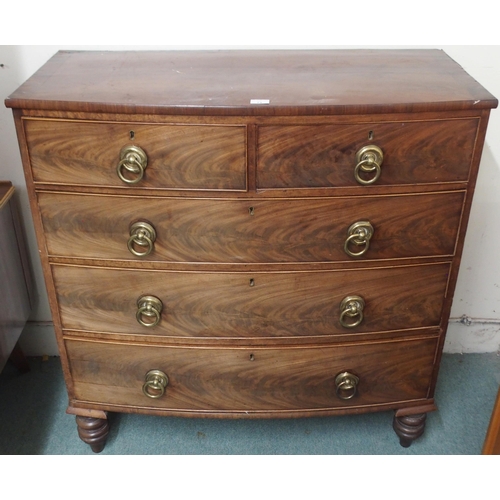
[5,49,497,452]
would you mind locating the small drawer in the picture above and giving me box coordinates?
[257,119,478,189]
[24,119,247,191]
[66,336,438,414]
[38,191,464,263]
[53,263,450,339]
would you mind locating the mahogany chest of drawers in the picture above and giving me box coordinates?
[5,50,497,452]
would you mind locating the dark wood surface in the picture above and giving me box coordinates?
[25,119,247,190]
[52,263,450,339]
[37,191,464,264]
[257,119,478,188]
[7,49,497,450]
[393,413,427,447]
[24,116,479,191]
[66,336,438,415]
[75,415,109,453]
[5,50,498,115]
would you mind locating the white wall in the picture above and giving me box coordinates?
[1,45,499,355]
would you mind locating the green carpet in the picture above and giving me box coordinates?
[0,353,499,455]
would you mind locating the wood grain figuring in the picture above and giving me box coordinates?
[7,49,497,449]
[24,119,247,190]
[37,191,465,263]
[52,263,450,338]
[257,119,478,188]
[66,337,438,413]
[5,50,497,115]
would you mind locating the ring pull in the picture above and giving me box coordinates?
[117,145,148,184]
[335,371,360,400]
[339,295,365,328]
[127,221,157,257]
[142,370,169,399]
[354,145,383,185]
[136,295,163,328]
[344,221,374,258]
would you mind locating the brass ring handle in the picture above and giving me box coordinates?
[136,295,163,328]
[142,369,169,399]
[116,145,148,184]
[127,221,157,257]
[354,145,384,185]
[339,295,365,328]
[344,221,374,258]
[354,159,381,185]
[335,371,360,400]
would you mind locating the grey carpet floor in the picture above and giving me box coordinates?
[0,353,499,455]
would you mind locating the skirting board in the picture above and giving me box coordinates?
[445,317,500,354]
[18,322,59,357]
[15,318,500,357]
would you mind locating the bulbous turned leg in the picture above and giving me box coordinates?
[76,415,110,453]
[393,413,427,448]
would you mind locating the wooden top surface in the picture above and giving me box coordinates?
[5,49,498,116]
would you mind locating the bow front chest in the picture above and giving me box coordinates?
[5,50,497,451]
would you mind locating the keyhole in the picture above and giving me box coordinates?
[249,278,255,287]
[130,131,135,140]
[249,207,255,216]
[368,130,374,140]
[249,354,255,361]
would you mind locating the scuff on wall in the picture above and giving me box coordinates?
[446,316,500,354]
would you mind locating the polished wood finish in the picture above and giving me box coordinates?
[6,50,497,451]
[0,182,33,373]
[37,191,464,264]
[25,119,247,191]
[5,50,497,115]
[257,119,478,188]
[66,336,438,414]
[393,413,427,448]
[482,386,500,454]
[52,263,449,339]
[75,415,109,453]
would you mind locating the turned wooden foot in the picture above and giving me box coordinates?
[75,415,110,453]
[393,413,427,448]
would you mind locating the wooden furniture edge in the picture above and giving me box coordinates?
[482,385,500,454]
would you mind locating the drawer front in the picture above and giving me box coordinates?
[53,263,450,338]
[24,119,247,191]
[66,337,438,412]
[257,119,478,189]
[38,191,464,263]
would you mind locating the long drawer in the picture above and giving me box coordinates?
[66,336,438,414]
[53,263,450,338]
[24,119,247,191]
[257,119,478,188]
[38,191,464,263]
